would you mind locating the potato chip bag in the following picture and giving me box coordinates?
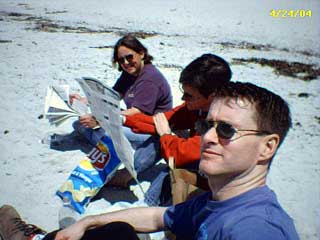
[56,135,121,213]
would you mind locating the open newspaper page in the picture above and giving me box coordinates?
[44,85,88,126]
[76,77,143,192]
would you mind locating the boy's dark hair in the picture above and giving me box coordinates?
[112,34,153,71]
[179,54,232,98]
[213,81,292,147]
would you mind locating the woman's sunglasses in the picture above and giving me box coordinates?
[195,119,271,140]
[118,54,134,64]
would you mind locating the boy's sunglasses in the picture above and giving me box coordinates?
[118,54,134,64]
[179,85,200,101]
[195,119,271,140]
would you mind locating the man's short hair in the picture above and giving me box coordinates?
[213,82,292,147]
[179,54,232,98]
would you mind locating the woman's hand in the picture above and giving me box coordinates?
[69,93,88,105]
[79,114,99,128]
[153,113,171,136]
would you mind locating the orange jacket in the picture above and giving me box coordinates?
[124,103,202,167]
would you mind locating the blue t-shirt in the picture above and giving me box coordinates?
[113,64,172,115]
[164,186,299,240]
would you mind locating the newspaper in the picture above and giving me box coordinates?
[46,78,144,212]
[44,85,88,126]
[76,77,142,190]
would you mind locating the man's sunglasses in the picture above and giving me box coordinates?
[118,54,134,64]
[195,119,271,140]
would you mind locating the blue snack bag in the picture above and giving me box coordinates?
[56,135,121,213]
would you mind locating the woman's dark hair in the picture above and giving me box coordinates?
[112,34,153,71]
[179,54,232,98]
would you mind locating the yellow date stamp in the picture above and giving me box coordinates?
[270,9,312,18]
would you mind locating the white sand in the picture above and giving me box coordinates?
[0,0,319,239]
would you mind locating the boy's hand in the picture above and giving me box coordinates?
[153,113,171,136]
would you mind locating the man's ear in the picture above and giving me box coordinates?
[258,134,280,162]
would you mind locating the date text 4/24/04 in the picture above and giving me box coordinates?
[270,9,312,18]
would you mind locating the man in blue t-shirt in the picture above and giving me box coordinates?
[37,82,300,239]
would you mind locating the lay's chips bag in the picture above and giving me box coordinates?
[56,135,121,213]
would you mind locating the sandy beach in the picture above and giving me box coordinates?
[0,0,319,239]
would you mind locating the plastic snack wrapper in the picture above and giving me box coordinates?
[56,135,121,213]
